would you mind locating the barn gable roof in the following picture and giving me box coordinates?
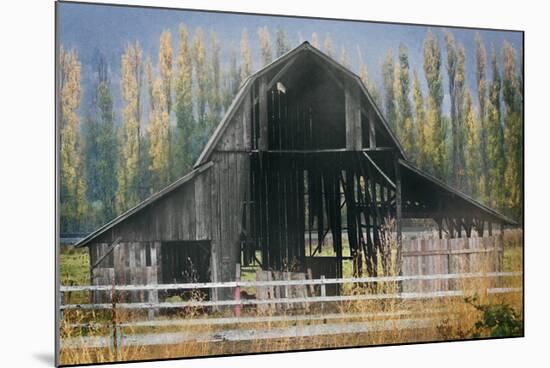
[194,41,407,168]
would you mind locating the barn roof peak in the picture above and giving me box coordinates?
[194,40,406,168]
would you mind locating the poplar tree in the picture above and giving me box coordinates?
[444,30,460,187]
[340,46,349,68]
[158,30,173,183]
[208,30,222,130]
[412,70,429,170]
[357,47,381,107]
[193,28,208,135]
[84,57,117,223]
[311,32,320,48]
[240,29,253,81]
[222,43,240,110]
[275,26,291,57]
[475,33,489,202]
[324,33,333,57]
[258,26,273,67]
[159,30,173,113]
[395,44,415,159]
[463,90,481,197]
[148,75,170,191]
[487,45,505,210]
[117,41,143,213]
[173,23,194,178]
[59,47,87,231]
[423,29,447,179]
[382,50,397,132]
[502,41,522,219]
[454,44,467,190]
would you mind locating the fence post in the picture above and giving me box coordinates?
[320,275,326,315]
[60,292,64,322]
[234,264,241,317]
[111,276,120,360]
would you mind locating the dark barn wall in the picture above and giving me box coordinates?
[88,93,252,301]
[208,94,252,299]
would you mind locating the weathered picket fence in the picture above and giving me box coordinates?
[401,234,504,292]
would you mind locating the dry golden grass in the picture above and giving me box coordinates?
[59,229,523,366]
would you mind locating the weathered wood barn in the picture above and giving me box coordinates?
[75,41,515,300]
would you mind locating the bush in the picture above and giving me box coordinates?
[465,295,523,338]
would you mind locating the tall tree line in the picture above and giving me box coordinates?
[59,26,523,233]
[376,29,522,219]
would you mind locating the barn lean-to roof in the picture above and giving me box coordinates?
[399,159,517,225]
[75,42,516,248]
[75,162,213,247]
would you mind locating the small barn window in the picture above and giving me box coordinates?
[145,243,152,267]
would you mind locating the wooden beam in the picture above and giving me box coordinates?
[91,237,122,269]
[367,106,377,148]
[258,76,268,151]
[267,57,298,91]
[345,82,362,150]
[362,152,396,189]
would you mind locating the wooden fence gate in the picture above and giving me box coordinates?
[401,235,503,292]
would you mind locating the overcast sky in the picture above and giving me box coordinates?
[58,2,523,117]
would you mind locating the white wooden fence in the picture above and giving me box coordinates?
[61,271,521,311]
[60,272,521,350]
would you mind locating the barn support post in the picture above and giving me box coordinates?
[258,76,268,151]
[368,106,377,148]
[345,82,362,150]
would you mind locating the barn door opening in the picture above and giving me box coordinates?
[160,240,211,298]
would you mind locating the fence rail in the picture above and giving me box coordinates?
[60,271,520,293]
[60,271,522,310]
[60,272,522,351]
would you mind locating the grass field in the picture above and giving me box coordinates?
[59,230,523,366]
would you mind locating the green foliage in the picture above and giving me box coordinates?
[475,33,490,204]
[193,27,208,129]
[423,29,447,180]
[275,27,291,57]
[382,50,397,132]
[395,44,415,159]
[116,41,143,213]
[208,30,223,131]
[83,82,118,226]
[463,91,481,197]
[465,295,523,338]
[486,47,506,211]
[148,74,171,191]
[173,23,194,179]
[502,41,523,220]
[60,47,87,232]
[358,48,381,107]
[412,70,429,171]
[444,30,467,189]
